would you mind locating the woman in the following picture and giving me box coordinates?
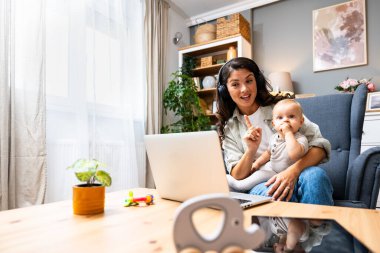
[216,57,333,205]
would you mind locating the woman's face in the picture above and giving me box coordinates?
[226,68,258,115]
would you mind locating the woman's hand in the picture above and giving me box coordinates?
[265,165,300,201]
[243,115,262,153]
[230,115,262,180]
[266,147,327,201]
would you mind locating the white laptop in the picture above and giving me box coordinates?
[144,131,271,209]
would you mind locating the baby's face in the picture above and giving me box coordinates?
[272,103,304,134]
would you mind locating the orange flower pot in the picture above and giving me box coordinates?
[72,184,105,215]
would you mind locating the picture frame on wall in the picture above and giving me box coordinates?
[312,0,367,72]
[366,92,380,112]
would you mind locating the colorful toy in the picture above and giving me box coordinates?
[124,191,154,207]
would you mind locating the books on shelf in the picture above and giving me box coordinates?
[192,77,201,90]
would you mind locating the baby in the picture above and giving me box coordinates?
[256,216,332,253]
[227,99,309,192]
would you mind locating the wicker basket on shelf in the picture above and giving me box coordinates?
[200,56,213,68]
[194,23,216,44]
[216,13,251,42]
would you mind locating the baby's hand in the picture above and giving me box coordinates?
[251,162,260,173]
[279,122,292,135]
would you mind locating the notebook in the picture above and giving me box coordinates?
[144,131,271,209]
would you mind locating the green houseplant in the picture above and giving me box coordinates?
[67,158,112,215]
[181,55,196,77]
[161,69,210,133]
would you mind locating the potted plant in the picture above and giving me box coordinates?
[67,158,112,215]
[161,69,210,133]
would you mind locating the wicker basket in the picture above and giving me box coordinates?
[216,13,251,42]
[200,56,213,67]
[194,23,216,44]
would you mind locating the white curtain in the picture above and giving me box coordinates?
[0,0,46,210]
[45,0,146,202]
[144,0,169,188]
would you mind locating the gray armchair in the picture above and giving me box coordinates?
[297,84,380,209]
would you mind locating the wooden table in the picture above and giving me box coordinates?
[0,188,379,253]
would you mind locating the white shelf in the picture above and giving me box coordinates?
[178,35,251,70]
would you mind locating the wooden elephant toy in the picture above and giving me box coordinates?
[173,193,265,253]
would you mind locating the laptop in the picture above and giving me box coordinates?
[144,131,271,209]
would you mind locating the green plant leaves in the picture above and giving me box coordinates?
[75,171,94,182]
[161,70,210,133]
[181,56,196,76]
[68,158,111,186]
[95,170,112,187]
[67,159,106,171]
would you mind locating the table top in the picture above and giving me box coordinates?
[0,188,379,253]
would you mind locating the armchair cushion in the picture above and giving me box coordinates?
[346,146,380,208]
[297,85,380,209]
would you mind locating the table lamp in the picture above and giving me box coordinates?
[268,72,293,92]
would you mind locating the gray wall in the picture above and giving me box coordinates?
[252,0,380,95]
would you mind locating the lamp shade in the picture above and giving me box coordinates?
[268,72,293,92]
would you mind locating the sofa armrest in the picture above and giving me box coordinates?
[346,147,380,209]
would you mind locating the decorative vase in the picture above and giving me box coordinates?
[72,184,105,215]
[202,76,216,89]
[226,46,237,61]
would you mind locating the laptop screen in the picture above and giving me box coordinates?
[144,131,230,202]
[251,216,369,253]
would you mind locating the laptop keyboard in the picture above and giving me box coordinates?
[237,199,251,204]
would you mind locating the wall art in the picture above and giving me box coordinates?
[313,0,366,72]
[366,91,380,112]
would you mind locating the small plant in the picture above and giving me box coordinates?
[181,56,196,77]
[161,70,210,133]
[67,159,112,187]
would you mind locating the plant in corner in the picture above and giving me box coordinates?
[161,69,210,133]
[67,158,112,215]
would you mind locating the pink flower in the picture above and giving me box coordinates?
[339,80,351,89]
[366,82,376,92]
[347,78,358,86]
[335,77,376,93]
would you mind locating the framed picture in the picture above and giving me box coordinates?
[366,92,380,112]
[313,0,367,72]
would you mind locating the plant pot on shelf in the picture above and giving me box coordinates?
[72,184,105,215]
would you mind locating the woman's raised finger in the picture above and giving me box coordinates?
[244,115,252,128]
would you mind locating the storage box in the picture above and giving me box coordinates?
[200,56,213,67]
[216,13,251,42]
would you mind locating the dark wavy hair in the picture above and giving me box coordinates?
[216,57,281,138]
